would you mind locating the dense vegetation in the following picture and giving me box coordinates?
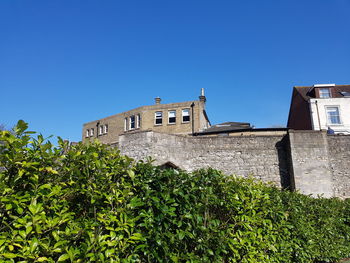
[1,121,350,262]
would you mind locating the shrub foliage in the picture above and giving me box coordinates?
[1,120,350,262]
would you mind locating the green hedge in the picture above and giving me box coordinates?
[0,120,350,262]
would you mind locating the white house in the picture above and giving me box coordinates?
[288,84,350,134]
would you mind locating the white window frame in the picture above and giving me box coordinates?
[99,125,103,135]
[86,129,89,138]
[129,115,135,129]
[325,106,341,125]
[168,110,176,124]
[124,118,128,131]
[155,111,163,125]
[182,109,190,123]
[90,128,94,136]
[104,124,108,134]
[136,114,141,128]
[319,88,331,98]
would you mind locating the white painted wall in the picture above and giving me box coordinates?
[309,98,350,134]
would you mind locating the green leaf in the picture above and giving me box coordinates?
[36,257,48,262]
[16,206,24,214]
[14,120,29,134]
[0,240,5,247]
[2,253,18,259]
[178,231,185,240]
[30,238,39,253]
[52,231,59,241]
[129,233,143,241]
[57,253,70,262]
[26,225,33,235]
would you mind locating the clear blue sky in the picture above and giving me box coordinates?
[1,0,349,142]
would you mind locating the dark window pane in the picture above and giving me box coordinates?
[130,116,135,129]
[183,115,190,122]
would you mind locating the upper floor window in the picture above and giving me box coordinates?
[340,91,350,97]
[155,111,163,125]
[182,109,190,122]
[326,106,341,124]
[90,128,94,136]
[99,126,103,135]
[136,114,141,128]
[319,88,331,98]
[168,111,176,124]
[130,115,135,129]
[86,129,89,137]
[104,124,108,134]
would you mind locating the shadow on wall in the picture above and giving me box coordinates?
[159,161,180,170]
[275,135,294,191]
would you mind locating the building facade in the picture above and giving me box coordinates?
[288,84,350,134]
[82,90,210,144]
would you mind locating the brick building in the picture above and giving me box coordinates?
[82,89,211,144]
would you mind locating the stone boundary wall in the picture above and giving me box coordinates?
[328,135,350,199]
[119,131,290,187]
[118,130,350,198]
[288,131,333,197]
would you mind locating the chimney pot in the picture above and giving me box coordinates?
[199,88,206,103]
[155,97,161,104]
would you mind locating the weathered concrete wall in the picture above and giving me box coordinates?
[328,135,350,199]
[119,131,290,187]
[288,131,333,198]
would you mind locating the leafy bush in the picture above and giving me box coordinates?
[0,120,350,262]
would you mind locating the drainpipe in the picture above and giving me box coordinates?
[96,121,100,138]
[315,101,321,131]
[191,102,195,135]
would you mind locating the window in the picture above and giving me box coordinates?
[136,114,141,128]
[168,111,176,124]
[326,106,341,124]
[182,109,190,122]
[130,115,135,129]
[124,118,128,131]
[155,111,162,125]
[104,124,108,134]
[90,128,94,136]
[319,88,331,98]
[340,91,350,97]
[86,129,89,138]
[99,126,103,135]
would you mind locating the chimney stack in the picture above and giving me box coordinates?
[155,97,161,104]
[199,88,206,103]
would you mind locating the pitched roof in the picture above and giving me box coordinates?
[294,84,350,101]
